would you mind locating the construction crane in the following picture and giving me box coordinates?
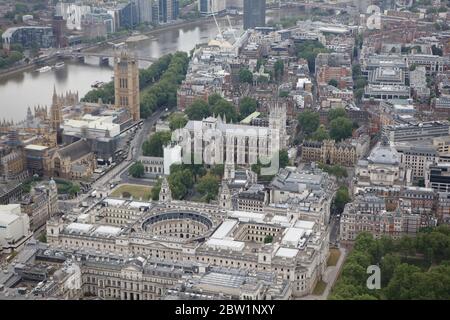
[212,10,224,41]
[226,15,238,42]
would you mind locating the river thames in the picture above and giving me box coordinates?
[0,8,305,122]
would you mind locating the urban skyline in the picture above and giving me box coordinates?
[0,0,449,307]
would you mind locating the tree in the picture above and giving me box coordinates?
[257,75,269,84]
[239,68,253,84]
[10,43,23,53]
[68,183,80,197]
[384,264,422,300]
[211,164,224,178]
[129,161,145,178]
[139,52,190,118]
[239,97,258,118]
[399,236,416,259]
[352,64,362,79]
[354,77,367,89]
[380,254,401,287]
[142,131,172,157]
[168,169,194,200]
[333,186,350,213]
[211,99,238,122]
[279,150,289,169]
[168,113,187,130]
[279,91,289,98]
[83,81,115,104]
[328,108,347,122]
[409,63,417,72]
[341,262,368,286]
[208,93,223,106]
[295,40,330,73]
[330,117,353,141]
[319,163,348,178]
[264,235,273,243]
[38,233,47,243]
[151,179,162,200]
[354,88,364,102]
[298,111,320,135]
[432,45,443,56]
[311,125,330,141]
[328,79,339,87]
[185,99,210,120]
[274,59,284,82]
[196,173,220,202]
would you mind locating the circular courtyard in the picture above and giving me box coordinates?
[141,210,214,241]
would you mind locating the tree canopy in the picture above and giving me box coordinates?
[328,108,347,122]
[330,226,450,300]
[140,52,190,118]
[129,161,145,178]
[330,117,353,141]
[298,111,320,135]
[185,99,210,120]
[295,40,330,73]
[211,99,238,122]
[328,79,339,87]
[333,186,350,213]
[168,112,188,130]
[239,97,258,118]
[142,131,172,157]
[196,173,220,202]
[311,125,330,141]
[239,68,253,84]
[274,59,284,82]
[168,168,194,200]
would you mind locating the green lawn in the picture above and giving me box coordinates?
[312,280,327,295]
[111,184,152,201]
[327,248,341,267]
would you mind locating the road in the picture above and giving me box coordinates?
[329,214,340,245]
[58,109,164,209]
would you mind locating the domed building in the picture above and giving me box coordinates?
[354,137,412,194]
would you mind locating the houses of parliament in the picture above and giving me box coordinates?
[1,50,141,188]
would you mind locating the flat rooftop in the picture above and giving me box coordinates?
[24,144,48,151]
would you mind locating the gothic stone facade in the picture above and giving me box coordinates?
[301,140,357,166]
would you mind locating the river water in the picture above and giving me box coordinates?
[0,8,311,122]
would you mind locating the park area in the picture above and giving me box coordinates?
[110,184,152,201]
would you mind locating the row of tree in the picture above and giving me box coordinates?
[140,51,190,118]
[0,50,24,70]
[330,226,450,300]
[82,53,178,106]
[185,94,259,123]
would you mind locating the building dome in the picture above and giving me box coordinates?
[367,140,400,165]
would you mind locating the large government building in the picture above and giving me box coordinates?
[42,175,330,300]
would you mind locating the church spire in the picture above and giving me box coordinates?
[159,177,172,203]
[52,85,58,105]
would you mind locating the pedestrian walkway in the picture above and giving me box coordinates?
[298,247,347,300]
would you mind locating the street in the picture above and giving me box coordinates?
[58,109,164,211]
